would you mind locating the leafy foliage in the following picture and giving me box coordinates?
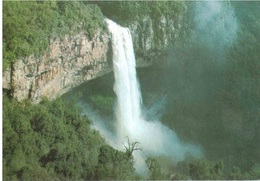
[189,159,224,180]
[96,145,137,180]
[146,157,166,180]
[94,1,186,26]
[3,96,136,180]
[3,1,104,69]
[94,1,148,26]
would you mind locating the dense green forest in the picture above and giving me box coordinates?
[3,96,139,180]
[4,95,260,180]
[93,1,186,26]
[3,1,104,69]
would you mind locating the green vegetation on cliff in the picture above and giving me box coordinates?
[93,1,188,62]
[93,1,186,26]
[3,1,188,70]
[3,96,137,180]
[3,1,104,69]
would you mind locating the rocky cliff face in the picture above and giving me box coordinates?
[3,16,183,102]
[3,30,111,102]
[130,15,183,66]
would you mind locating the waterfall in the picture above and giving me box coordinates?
[106,19,202,175]
[106,19,142,141]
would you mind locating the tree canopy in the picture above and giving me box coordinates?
[3,96,137,180]
[3,1,104,69]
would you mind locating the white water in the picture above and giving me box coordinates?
[105,19,202,175]
[107,19,142,142]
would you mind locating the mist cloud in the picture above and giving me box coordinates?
[193,1,238,56]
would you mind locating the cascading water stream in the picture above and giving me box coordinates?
[105,19,202,175]
[105,19,142,141]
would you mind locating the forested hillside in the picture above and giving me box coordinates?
[3,1,104,69]
[3,96,138,180]
[93,1,186,26]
